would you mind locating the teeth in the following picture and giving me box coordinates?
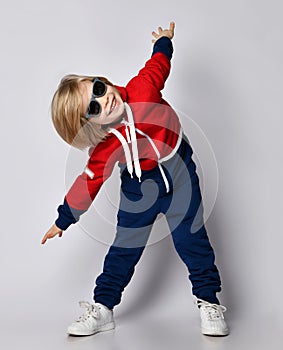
[111,99,116,112]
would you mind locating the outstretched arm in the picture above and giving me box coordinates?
[41,135,123,245]
[126,21,176,100]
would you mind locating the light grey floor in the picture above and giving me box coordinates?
[1,308,278,350]
[1,231,280,350]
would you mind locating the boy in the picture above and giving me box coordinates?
[42,22,229,337]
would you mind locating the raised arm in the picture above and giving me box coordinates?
[126,22,175,100]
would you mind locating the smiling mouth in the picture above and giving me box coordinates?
[109,98,116,114]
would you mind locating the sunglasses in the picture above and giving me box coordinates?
[85,78,107,119]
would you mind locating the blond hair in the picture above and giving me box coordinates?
[51,74,114,149]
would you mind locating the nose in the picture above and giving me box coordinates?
[96,93,108,110]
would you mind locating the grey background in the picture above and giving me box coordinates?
[0,0,282,349]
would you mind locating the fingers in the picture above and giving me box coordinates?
[151,30,159,43]
[152,30,159,38]
[152,21,175,43]
[158,22,175,33]
[41,225,63,244]
[41,233,50,244]
[41,235,47,245]
[41,232,53,245]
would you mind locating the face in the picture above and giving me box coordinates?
[79,80,125,125]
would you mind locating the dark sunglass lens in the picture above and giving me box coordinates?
[93,80,106,96]
[88,100,101,116]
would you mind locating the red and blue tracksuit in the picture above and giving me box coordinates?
[55,37,222,308]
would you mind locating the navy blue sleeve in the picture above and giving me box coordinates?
[55,198,86,231]
[151,36,173,60]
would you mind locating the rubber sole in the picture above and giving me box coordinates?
[67,321,115,336]
[201,327,230,337]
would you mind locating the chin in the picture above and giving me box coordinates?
[107,110,123,126]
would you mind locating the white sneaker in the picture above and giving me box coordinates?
[197,298,229,336]
[67,301,115,336]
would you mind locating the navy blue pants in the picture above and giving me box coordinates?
[94,136,221,309]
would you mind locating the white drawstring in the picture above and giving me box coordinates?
[108,127,134,178]
[124,103,142,182]
[124,123,131,143]
[110,102,182,192]
[135,128,170,193]
[109,103,141,181]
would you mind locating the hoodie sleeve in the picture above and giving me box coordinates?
[151,36,173,60]
[55,135,122,231]
[125,37,173,101]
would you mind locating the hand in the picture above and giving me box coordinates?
[41,224,63,244]
[152,21,175,43]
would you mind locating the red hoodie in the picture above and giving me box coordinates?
[56,37,181,230]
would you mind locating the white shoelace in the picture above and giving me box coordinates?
[196,298,227,320]
[76,301,100,322]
